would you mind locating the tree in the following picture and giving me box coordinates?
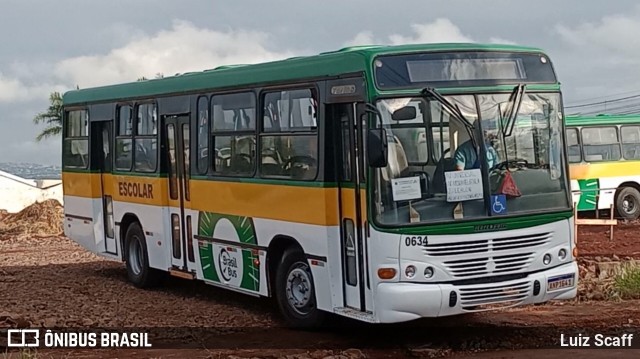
[33,91,63,142]
[137,73,164,81]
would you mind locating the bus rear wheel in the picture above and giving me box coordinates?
[124,222,164,288]
[616,187,640,220]
[275,248,325,328]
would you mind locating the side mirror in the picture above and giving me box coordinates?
[391,106,417,122]
[367,128,388,168]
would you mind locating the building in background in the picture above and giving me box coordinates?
[0,170,63,212]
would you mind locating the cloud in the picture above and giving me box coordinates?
[345,18,516,47]
[389,19,473,45]
[489,37,517,45]
[555,9,640,64]
[550,7,640,107]
[0,74,27,102]
[343,31,375,47]
[0,73,62,103]
[54,20,295,89]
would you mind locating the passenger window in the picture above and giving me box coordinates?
[581,127,620,162]
[115,105,133,171]
[621,126,640,160]
[565,128,581,163]
[63,110,89,169]
[211,92,256,176]
[260,89,319,180]
[197,96,209,174]
[134,103,158,173]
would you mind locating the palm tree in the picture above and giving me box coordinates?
[33,91,63,142]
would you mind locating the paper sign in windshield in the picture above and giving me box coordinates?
[391,176,422,201]
[445,169,483,202]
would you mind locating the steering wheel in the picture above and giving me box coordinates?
[494,158,528,171]
[282,155,317,171]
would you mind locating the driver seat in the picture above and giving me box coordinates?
[381,135,409,182]
[432,153,456,193]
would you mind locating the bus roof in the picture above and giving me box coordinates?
[62,42,547,106]
[565,114,640,127]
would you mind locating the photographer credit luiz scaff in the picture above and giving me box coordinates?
[560,332,635,348]
[5,329,152,349]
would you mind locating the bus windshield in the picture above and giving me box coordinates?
[373,92,570,226]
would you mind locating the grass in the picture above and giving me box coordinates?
[2,348,38,359]
[613,263,640,299]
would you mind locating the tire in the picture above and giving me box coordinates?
[124,222,164,288]
[616,187,640,220]
[275,248,325,328]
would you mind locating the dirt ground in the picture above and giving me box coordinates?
[577,221,640,258]
[1,202,640,358]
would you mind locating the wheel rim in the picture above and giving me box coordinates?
[128,235,144,275]
[623,195,637,214]
[285,264,312,314]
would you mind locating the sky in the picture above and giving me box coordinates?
[2,0,640,166]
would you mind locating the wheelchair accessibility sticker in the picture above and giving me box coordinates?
[491,194,507,215]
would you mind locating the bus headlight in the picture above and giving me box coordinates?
[405,265,416,279]
[543,253,552,265]
[558,249,567,260]
[424,266,434,279]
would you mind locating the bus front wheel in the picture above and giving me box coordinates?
[616,187,640,220]
[275,248,325,328]
[124,222,164,288]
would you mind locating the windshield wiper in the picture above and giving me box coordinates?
[421,87,474,130]
[502,84,527,137]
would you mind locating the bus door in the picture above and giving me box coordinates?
[90,120,117,255]
[163,115,195,274]
[336,103,372,312]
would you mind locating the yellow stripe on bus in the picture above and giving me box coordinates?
[62,172,103,198]
[570,162,640,180]
[339,188,368,225]
[190,180,340,226]
[62,172,167,206]
[63,172,343,226]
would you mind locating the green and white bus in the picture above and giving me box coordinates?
[567,114,640,219]
[61,43,578,327]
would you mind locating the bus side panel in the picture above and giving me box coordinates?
[571,161,640,211]
[113,201,170,272]
[253,219,337,311]
[189,213,336,305]
[63,195,97,253]
[597,174,640,210]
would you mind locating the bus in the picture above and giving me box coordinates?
[566,114,640,220]
[61,43,578,327]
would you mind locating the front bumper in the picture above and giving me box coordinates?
[375,261,578,323]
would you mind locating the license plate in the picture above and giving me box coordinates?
[547,273,575,292]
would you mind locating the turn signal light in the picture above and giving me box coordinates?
[573,247,578,258]
[378,268,397,280]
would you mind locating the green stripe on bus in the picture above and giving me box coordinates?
[373,211,573,235]
[190,175,339,188]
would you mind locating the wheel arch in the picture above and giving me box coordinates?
[118,212,141,261]
[266,235,305,297]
